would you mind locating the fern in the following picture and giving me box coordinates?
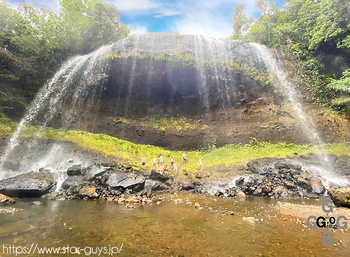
[332,96,350,106]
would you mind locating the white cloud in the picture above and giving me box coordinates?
[115,0,162,14]
[170,0,257,38]
[130,24,149,34]
[114,0,258,38]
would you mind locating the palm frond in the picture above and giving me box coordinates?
[328,79,350,93]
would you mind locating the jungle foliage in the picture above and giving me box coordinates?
[0,0,130,94]
[232,0,350,115]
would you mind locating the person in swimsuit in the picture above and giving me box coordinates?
[152,156,157,170]
[159,154,164,165]
[199,157,203,171]
[182,153,187,164]
[164,163,169,172]
[173,162,178,174]
[170,156,174,166]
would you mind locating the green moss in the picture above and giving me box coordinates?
[0,114,16,135]
[17,125,350,174]
[106,52,271,88]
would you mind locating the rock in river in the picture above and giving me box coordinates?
[0,171,56,197]
[329,187,350,208]
[106,172,146,191]
[0,193,16,205]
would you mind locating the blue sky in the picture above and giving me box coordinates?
[8,0,286,38]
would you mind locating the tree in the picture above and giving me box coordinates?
[0,0,130,92]
[309,0,350,50]
[59,0,129,54]
[231,4,254,40]
[328,69,350,115]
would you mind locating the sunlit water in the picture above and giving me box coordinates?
[1,195,349,257]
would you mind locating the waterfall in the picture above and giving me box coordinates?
[251,43,349,187]
[0,33,348,188]
[0,45,112,180]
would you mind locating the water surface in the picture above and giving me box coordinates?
[0,195,349,256]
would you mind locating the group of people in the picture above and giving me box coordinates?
[141,153,203,174]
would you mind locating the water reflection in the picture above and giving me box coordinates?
[0,195,349,256]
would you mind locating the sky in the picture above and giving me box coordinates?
[8,0,286,39]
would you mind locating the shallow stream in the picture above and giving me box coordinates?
[0,194,349,256]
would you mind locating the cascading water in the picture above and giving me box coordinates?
[0,33,347,190]
[0,45,112,183]
[251,43,349,187]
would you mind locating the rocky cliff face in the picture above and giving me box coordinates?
[43,33,347,150]
[4,33,350,153]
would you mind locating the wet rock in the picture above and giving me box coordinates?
[235,177,245,186]
[79,187,99,199]
[274,162,302,171]
[329,187,350,208]
[41,193,58,200]
[179,182,198,191]
[297,177,309,189]
[0,207,16,214]
[62,176,84,190]
[283,180,295,189]
[194,202,200,209]
[106,172,146,192]
[325,154,338,164]
[261,185,272,194]
[299,172,311,180]
[0,171,56,197]
[182,170,189,176]
[146,180,170,192]
[271,186,289,198]
[336,155,350,167]
[101,162,118,168]
[67,164,82,176]
[194,172,209,179]
[149,171,173,183]
[309,179,325,194]
[0,193,16,205]
[237,191,246,197]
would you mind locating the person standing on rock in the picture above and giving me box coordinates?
[182,153,187,164]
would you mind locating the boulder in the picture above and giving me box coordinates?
[236,191,246,197]
[235,177,245,187]
[106,172,146,191]
[271,185,290,198]
[79,187,99,199]
[0,193,16,205]
[41,193,58,200]
[274,161,302,171]
[149,171,173,183]
[329,187,350,208]
[62,176,84,189]
[309,179,325,194]
[297,177,309,189]
[67,164,82,176]
[0,171,56,197]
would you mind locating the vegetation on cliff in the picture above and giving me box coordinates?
[13,125,350,173]
[0,0,130,116]
[232,0,350,115]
